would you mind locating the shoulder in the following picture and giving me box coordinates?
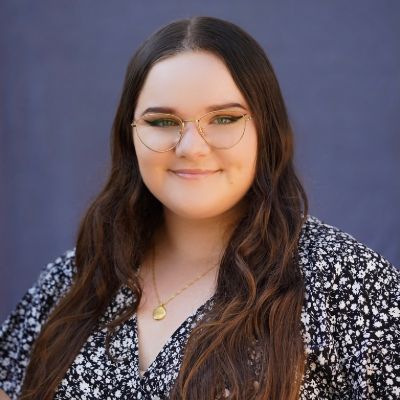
[19,249,77,317]
[32,248,76,296]
[298,214,399,320]
[6,248,77,327]
[1,248,77,335]
[298,214,398,284]
[0,249,77,399]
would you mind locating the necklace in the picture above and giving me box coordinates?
[151,249,218,321]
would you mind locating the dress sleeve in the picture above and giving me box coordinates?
[334,247,400,399]
[0,249,75,399]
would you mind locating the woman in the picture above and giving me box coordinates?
[0,16,399,400]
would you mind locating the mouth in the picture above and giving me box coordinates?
[169,169,221,179]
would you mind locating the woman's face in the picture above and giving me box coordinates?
[133,51,258,220]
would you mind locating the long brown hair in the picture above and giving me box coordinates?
[21,16,308,399]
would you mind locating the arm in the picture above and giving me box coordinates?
[335,248,400,398]
[0,250,75,400]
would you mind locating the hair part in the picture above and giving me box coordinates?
[21,16,308,399]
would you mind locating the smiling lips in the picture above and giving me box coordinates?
[170,169,220,179]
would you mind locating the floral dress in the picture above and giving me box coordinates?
[0,216,399,399]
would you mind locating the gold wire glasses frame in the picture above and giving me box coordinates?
[131,109,253,153]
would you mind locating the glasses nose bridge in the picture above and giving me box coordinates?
[181,117,204,135]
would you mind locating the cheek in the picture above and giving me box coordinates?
[134,142,167,189]
[137,157,164,186]
[224,137,257,186]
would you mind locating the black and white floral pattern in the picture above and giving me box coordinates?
[1,215,399,399]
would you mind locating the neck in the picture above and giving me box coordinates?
[153,206,243,275]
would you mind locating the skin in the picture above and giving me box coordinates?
[0,390,10,400]
[132,51,258,371]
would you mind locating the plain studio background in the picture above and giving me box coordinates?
[0,0,399,322]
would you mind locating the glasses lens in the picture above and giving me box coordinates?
[199,110,246,149]
[135,113,181,152]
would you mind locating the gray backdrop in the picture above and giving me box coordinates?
[1,0,399,322]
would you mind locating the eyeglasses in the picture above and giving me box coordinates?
[131,109,252,153]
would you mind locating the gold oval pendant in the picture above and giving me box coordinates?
[153,304,167,320]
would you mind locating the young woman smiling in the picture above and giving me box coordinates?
[1,16,399,400]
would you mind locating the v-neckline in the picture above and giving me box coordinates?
[134,294,215,382]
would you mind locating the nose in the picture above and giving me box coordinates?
[174,120,211,157]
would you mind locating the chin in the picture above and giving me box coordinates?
[167,208,224,220]
[163,199,243,221]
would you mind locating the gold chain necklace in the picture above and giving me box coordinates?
[151,250,218,321]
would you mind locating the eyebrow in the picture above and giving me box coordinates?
[140,102,248,116]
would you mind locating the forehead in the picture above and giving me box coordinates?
[135,51,248,116]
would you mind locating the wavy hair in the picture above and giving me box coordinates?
[21,16,308,399]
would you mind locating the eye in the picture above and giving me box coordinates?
[211,115,242,125]
[145,117,180,127]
